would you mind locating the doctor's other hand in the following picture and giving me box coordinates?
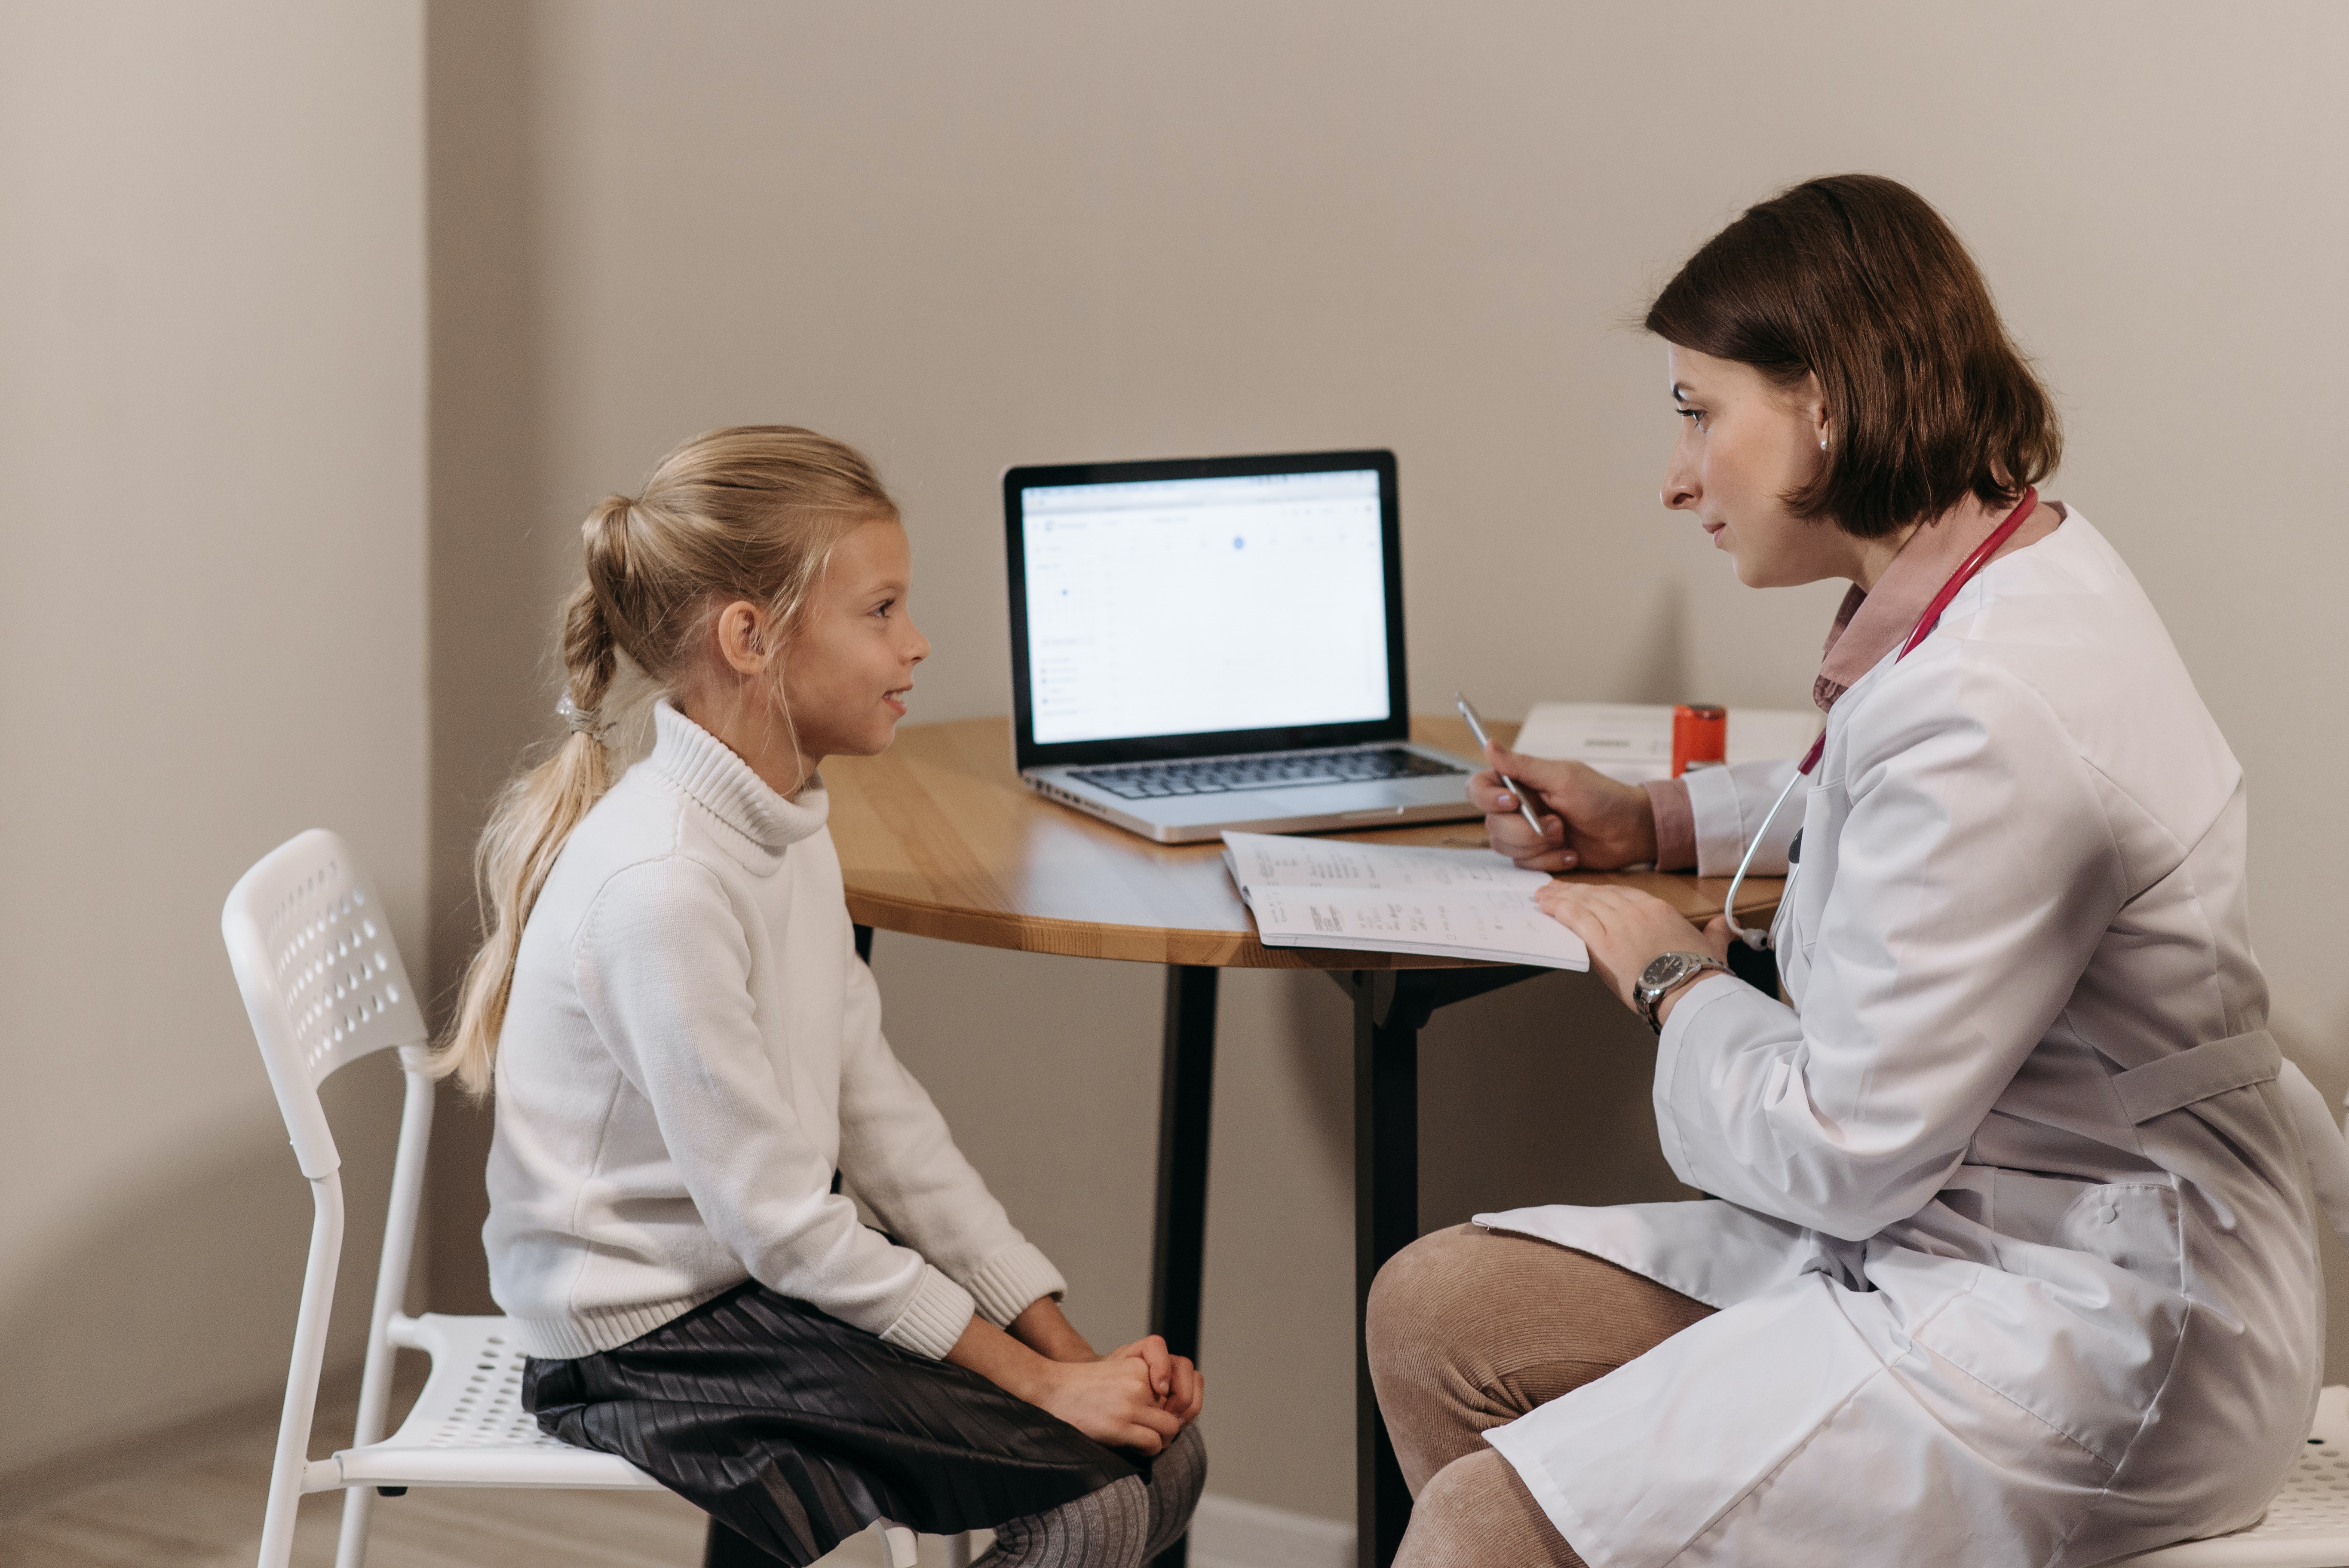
[1536,882,1723,1021]
[1471,742,1658,872]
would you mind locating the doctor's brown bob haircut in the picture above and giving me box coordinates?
[1646,174,2061,540]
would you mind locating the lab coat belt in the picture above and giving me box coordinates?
[2110,1029,2282,1125]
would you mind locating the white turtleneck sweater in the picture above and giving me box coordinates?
[483,700,1065,1360]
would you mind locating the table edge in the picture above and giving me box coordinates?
[844,889,1526,971]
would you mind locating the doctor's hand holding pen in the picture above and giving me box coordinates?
[1469,741,1660,873]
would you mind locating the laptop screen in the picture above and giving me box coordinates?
[1015,465,1392,748]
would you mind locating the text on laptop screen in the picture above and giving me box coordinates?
[1021,469,1390,745]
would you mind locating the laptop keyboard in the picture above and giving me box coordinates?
[1070,747,1468,800]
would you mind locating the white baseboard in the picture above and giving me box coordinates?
[1187,1491,1355,1568]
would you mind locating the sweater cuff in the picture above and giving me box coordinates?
[879,1265,976,1360]
[963,1242,1068,1328]
[1641,778,1698,871]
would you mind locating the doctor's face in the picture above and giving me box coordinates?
[1660,346,1851,588]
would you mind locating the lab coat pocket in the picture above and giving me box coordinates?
[1990,1170,2186,1306]
[2048,1179,2184,1286]
[1907,1176,2186,1466]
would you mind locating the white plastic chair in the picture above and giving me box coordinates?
[228,829,932,1568]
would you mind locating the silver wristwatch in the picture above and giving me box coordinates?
[1635,951,1731,1034]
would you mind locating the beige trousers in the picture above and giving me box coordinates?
[1365,1224,1716,1568]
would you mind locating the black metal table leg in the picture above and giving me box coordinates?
[1344,965,1546,1568]
[1150,966,1220,1359]
[1352,971,1422,1568]
[1147,964,1219,1568]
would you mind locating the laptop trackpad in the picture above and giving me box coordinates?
[1125,778,1463,826]
[1248,783,1416,817]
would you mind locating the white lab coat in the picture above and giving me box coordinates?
[1481,513,2346,1567]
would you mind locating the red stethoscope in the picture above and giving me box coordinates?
[1723,487,2039,951]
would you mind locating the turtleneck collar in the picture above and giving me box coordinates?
[647,698,828,868]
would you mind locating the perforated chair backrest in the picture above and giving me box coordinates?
[223,829,429,1178]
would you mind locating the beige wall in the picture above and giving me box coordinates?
[0,2,426,1480]
[423,0,543,1312]
[14,0,2340,1529]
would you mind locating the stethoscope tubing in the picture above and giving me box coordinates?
[1723,762,1809,950]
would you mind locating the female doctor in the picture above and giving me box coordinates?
[1367,173,2349,1568]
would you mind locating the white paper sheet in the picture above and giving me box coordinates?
[1222,831,1588,971]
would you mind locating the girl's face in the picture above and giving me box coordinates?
[779,517,930,764]
[1661,345,1855,588]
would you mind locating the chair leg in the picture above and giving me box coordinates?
[337,1065,436,1568]
[334,1488,376,1568]
[257,1175,346,1568]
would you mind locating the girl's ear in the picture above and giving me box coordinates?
[712,599,773,677]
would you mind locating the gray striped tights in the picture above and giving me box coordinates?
[979,1424,1206,1568]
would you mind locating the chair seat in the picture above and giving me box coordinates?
[329,1313,664,1491]
[2116,1387,2349,1566]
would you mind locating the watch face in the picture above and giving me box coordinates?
[1639,952,1693,992]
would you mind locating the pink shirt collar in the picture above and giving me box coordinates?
[1644,496,2063,871]
[1812,498,2062,711]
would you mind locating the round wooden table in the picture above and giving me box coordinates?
[825,715,1783,1568]
[827,714,1780,960]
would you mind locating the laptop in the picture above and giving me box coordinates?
[1003,448,1479,844]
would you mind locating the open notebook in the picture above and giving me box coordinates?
[1222,831,1588,970]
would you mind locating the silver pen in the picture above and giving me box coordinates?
[1454,692,1546,839]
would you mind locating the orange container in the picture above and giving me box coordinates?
[1671,704,1727,778]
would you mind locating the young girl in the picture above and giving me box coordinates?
[438,427,1206,1567]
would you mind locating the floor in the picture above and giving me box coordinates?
[0,1370,899,1568]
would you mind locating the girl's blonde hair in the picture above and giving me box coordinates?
[434,425,896,1096]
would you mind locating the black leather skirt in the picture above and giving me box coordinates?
[521,1281,1137,1568]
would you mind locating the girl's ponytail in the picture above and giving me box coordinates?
[434,498,634,1096]
[434,427,895,1096]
